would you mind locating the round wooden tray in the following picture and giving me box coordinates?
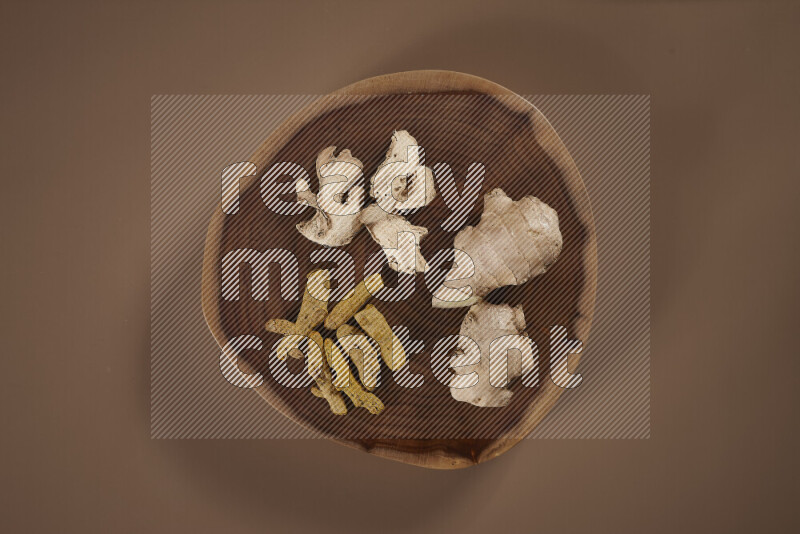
[202,70,597,469]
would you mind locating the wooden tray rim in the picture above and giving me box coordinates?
[200,70,598,469]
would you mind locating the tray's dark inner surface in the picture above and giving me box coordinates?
[217,94,589,439]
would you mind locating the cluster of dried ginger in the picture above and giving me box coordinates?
[264,270,405,415]
[290,130,565,410]
[295,130,434,274]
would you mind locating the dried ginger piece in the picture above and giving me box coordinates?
[323,338,385,415]
[360,205,429,274]
[363,131,435,274]
[292,132,435,276]
[432,189,563,308]
[450,301,529,407]
[353,304,406,371]
[368,130,437,213]
[295,147,365,246]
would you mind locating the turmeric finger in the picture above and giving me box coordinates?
[336,325,381,390]
[323,273,383,330]
[304,332,346,415]
[265,270,332,360]
[264,318,300,336]
[323,338,384,415]
[295,269,331,331]
[354,304,406,370]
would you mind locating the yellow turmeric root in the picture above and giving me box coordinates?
[323,338,384,415]
[323,273,383,330]
[264,270,331,359]
[354,304,406,370]
[306,331,346,415]
[336,324,381,391]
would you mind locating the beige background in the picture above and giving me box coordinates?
[2,1,798,532]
